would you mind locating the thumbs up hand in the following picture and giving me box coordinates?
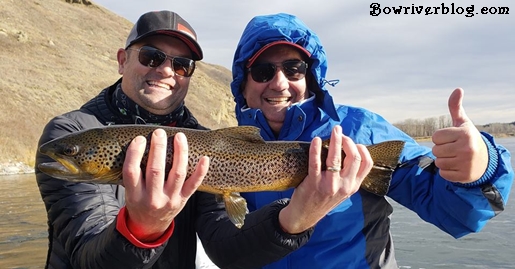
[431,88,489,183]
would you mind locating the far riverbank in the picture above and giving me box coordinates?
[0,161,34,175]
[414,133,514,142]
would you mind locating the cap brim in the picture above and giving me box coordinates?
[246,41,311,67]
[126,30,203,61]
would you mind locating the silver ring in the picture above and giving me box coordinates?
[327,166,341,172]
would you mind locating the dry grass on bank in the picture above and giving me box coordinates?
[0,0,236,166]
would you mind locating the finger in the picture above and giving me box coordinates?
[145,129,168,193]
[181,156,210,198]
[355,144,373,181]
[123,135,146,191]
[432,142,458,158]
[326,126,343,172]
[340,135,361,179]
[308,136,323,180]
[436,158,462,182]
[164,132,189,196]
[448,88,470,127]
[432,127,461,146]
[434,157,461,172]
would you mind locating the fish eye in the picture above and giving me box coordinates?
[63,145,79,156]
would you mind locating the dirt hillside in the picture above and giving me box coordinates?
[0,0,237,166]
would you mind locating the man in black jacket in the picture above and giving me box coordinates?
[35,10,313,269]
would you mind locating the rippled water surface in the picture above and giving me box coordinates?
[392,137,515,269]
[1,137,514,268]
[0,174,47,269]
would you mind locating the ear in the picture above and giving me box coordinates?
[117,48,128,75]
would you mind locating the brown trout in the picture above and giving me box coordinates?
[38,125,405,228]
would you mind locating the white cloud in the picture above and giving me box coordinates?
[94,0,515,125]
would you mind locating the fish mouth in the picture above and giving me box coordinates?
[38,158,122,184]
[38,155,84,181]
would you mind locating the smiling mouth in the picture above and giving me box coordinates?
[266,97,290,105]
[147,81,171,90]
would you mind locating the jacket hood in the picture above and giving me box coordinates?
[230,13,339,132]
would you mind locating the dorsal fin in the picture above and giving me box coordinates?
[213,126,266,143]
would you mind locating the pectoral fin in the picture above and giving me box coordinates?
[223,192,249,229]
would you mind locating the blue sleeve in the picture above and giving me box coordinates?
[341,107,514,239]
[387,132,513,238]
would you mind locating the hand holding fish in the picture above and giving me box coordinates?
[122,129,210,242]
[432,88,488,183]
[278,126,373,234]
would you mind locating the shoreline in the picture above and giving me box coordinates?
[0,161,34,176]
[414,133,514,142]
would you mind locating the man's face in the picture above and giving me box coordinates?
[117,35,194,115]
[243,45,309,135]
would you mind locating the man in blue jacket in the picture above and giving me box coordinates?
[227,13,514,268]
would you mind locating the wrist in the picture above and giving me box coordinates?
[116,207,175,248]
[126,216,168,242]
[278,205,313,234]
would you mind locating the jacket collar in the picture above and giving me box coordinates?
[237,94,319,141]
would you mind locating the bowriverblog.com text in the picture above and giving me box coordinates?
[370,3,509,17]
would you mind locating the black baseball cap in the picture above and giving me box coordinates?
[125,11,203,61]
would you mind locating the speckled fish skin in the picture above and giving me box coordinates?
[38,125,405,228]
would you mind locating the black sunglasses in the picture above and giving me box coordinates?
[127,46,196,77]
[247,60,308,83]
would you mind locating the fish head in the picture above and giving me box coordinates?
[38,128,125,184]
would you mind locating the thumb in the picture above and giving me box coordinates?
[448,88,470,127]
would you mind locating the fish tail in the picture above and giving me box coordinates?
[363,140,405,196]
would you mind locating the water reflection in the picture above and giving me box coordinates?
[0,174,47,269]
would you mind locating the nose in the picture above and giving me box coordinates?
[268,68,289,91]
[155,58,176,77]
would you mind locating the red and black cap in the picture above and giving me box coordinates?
[246,40,311,68]
[125,11,203,61]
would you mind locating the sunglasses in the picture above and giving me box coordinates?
[127,46,196,77]
[247,60,308,83]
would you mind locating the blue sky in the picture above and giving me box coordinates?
[94,0,514,125]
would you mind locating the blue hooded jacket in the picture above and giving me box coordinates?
[230,13,514,268]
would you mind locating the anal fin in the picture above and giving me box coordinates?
[223,192,249,229]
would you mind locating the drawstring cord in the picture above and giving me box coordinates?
[321,79,340,87]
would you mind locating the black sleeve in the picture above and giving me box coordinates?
[195,192,313,269]
[35,114,168,269]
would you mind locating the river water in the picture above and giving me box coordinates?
[392,137,515,269]
[0,174,47,269]
[0,137,514,269]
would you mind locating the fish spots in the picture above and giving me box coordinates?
[39,125,405,228]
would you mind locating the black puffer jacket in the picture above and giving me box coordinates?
[35,79,312,269]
